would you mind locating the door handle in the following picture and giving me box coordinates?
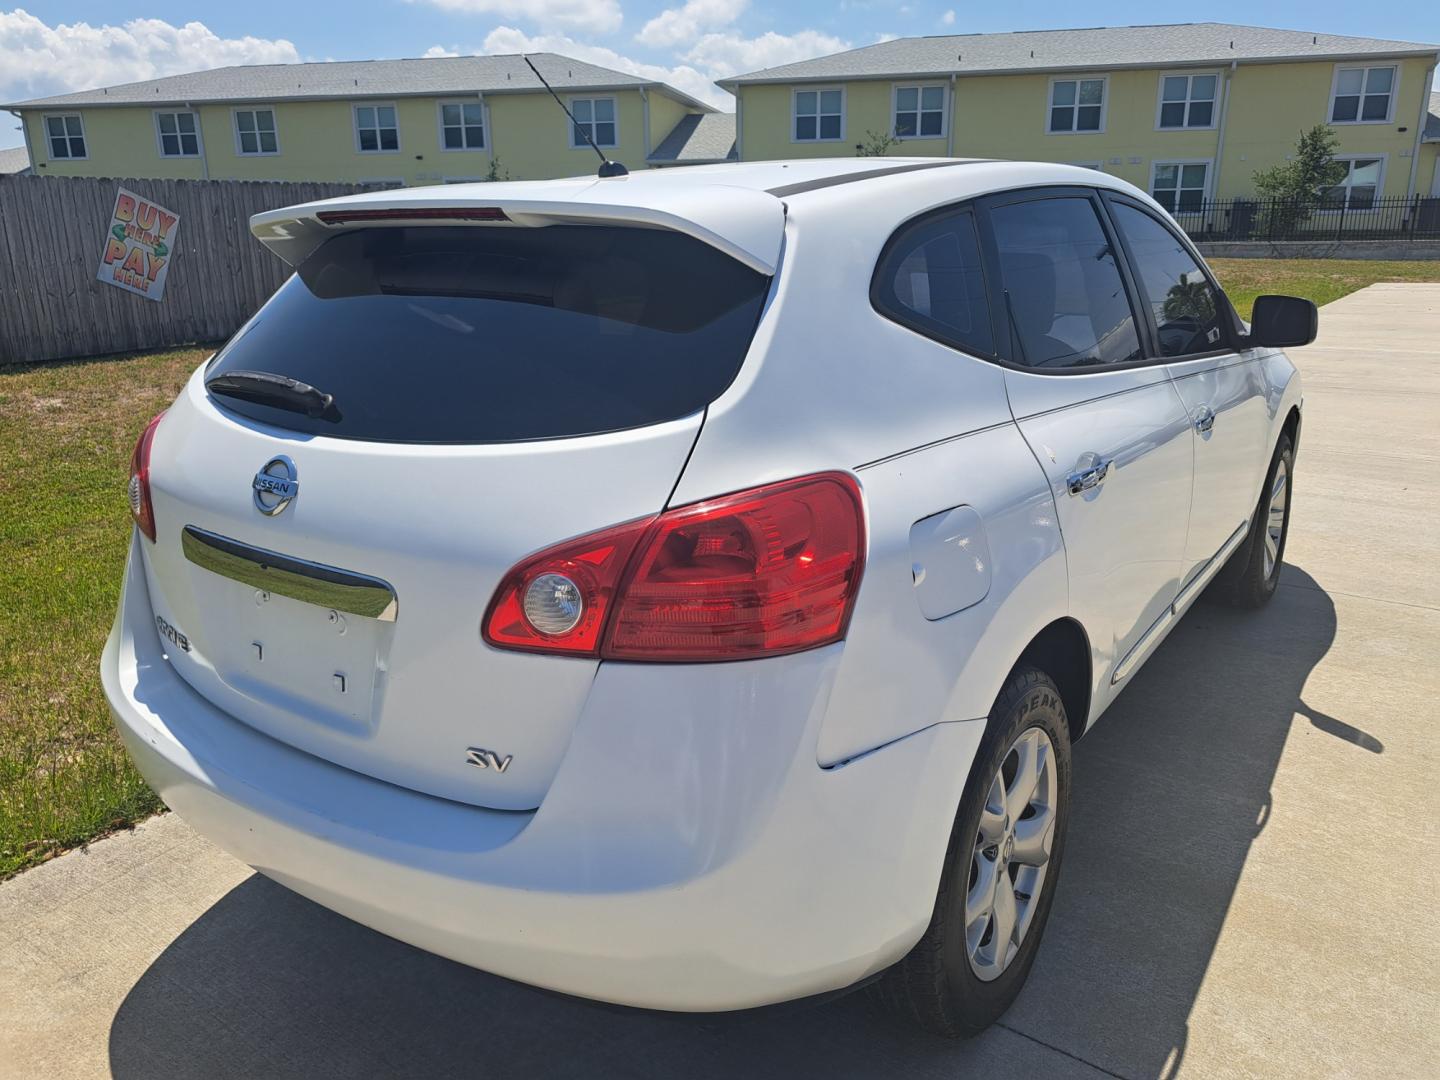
[1066,457,1113,495]
[1193,405,1216,434]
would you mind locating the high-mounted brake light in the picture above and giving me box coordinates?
[315,207,509,225]
[128,411,166,542]
[482,473,866,662]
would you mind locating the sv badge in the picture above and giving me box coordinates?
[465,747,513,774]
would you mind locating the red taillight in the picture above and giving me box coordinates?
[128,411,165,542]
[482,473,866,662]
[315,207,509,225]
[482,517,655,656]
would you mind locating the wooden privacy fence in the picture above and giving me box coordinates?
[0,175,388,365]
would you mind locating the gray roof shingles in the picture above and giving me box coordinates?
[0,146,31,174]
[6,52,713,112]
[1426,92,1440,141]
[648,113,736,163]
[720,22,1440,85]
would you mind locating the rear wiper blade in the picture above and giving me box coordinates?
[205,369,341,421]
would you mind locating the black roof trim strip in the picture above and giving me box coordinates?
[766,159,990,198]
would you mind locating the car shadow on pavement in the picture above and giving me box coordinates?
[108,568,1341,1080]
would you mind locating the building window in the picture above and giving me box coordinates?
[1151,161,1210,212]
[44,114,87,159]
[440,102,486,150]
[1048,78,1105,133]
[894,85,945,138]
[1322,157,1385,209]
[234,109,278,155]
[569,98,616,148]
[355,104,400,152]
[1330,66,1396,124]
[156,111,201,157]
[1157,74,1217,129]
[794,88,844,141]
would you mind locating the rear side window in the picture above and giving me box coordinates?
[206,225,771,443]
[1109,202,1226,357]
[872,209,993,356]
[989,197,1142,369]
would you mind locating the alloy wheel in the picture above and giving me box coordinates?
[965,726,1058,982]
[1264,457,1289,579]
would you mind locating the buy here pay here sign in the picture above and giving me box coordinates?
[97,187,180,302]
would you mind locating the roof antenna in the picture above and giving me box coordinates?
[522,55,628,178]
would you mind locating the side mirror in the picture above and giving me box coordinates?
[1249,294,1317,348]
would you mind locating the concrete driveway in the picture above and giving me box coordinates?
[3,283,1437,1080]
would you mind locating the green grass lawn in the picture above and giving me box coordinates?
[0,348,203,877]
[2,256,1439,880]
[1207,258,1440,321]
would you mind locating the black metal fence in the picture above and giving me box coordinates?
[1168,195,1440,243]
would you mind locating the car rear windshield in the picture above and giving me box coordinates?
[205,224,771,443]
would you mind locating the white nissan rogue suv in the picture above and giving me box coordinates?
[104,158,1313,1037]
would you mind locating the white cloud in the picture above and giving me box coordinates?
[637,0,747,48]
[0,8,299,107]
[481,26,730,109]
[940,9,956,26]
[680,29,850,78]
[423,44,461,57]
[409,0,622,34]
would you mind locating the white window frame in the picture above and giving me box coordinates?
[567,96,618,149]
[231,106,280,157]
[1318,154,1389,211]
[1154,70,1220,131]
[437,99,487,153]
[1046,75,1108,135]
[353,102,402,154]
[891,82,947,141]
[153,109,203,159]
[1149,158,1215,214]
[1328,64,1399,125]
[791,85,847,143]
[42,112,88,161]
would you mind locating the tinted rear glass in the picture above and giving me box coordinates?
[990,196,1142,369]
[872,208,994,356]
[206,225,771,443]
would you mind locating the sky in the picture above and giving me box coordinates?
[3,1,1437,150]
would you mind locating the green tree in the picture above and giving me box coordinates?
[484,156,511,182]
[1250,124,1349,236]
[855,129,900,157]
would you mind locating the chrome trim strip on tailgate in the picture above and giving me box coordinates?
[181,526,398,622]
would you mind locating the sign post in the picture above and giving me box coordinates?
[96,187,180,302]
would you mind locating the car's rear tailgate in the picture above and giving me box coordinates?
[140,371,702,810]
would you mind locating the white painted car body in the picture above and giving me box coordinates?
[103,158,1302,1011]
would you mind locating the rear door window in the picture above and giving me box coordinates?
[988,196,1143,369]
[872,208,994,356]
[205,225,771,443]
[1108,202,1227,357]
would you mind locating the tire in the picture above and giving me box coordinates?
[872,667,1072,1038]
[1207,433,1294,609]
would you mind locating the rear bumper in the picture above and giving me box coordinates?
[104,535,983,1011]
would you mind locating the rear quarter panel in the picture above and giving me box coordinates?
[670,169,1069,764]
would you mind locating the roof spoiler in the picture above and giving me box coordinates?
[250,180,786,275]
